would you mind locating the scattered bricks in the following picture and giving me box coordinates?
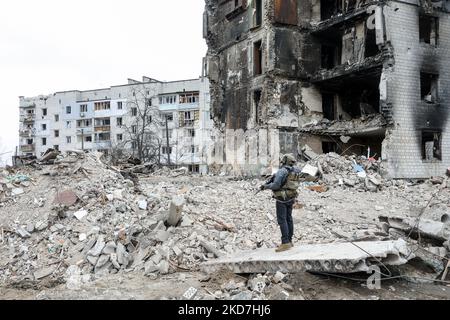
[54,189,78,206]
[307,185,328,193]
[167,196,185,227]
[343,179,356,187]
[183,287,198,300]
[154,230,171,243]
[231,291,253,300]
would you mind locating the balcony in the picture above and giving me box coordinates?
[19,129,34,137]
[20,144,35,153]
[94,125,111,132]
[20,114,36,122]
[19,102,36,108]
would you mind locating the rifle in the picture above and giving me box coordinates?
[255,174,275,195]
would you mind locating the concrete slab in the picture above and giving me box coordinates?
[201,240,413,274]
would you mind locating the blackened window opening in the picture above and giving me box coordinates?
[421,72,438,103]
[254,40,263,76]
[422,131,442,161]
[254,90,262,124]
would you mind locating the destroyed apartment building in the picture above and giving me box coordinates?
[17,76,213,174]
[204,0,450,178]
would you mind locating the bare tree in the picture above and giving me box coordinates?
[120,83,166,164]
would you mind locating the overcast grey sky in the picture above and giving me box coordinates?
[0,0,207,165]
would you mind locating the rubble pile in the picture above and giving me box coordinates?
[300,152,385,192]
[0,150,280,289]
[1,149,450,298]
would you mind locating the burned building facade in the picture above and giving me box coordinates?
[204,0,450,178]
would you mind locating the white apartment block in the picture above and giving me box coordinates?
[18,76,213,174]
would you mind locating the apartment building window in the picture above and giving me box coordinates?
[42,108,48,116]
[179,93,199,104]
[189,165,200,173]
[77,119,90,127]
[117,117,123,126]
[254,40,263,76]
[55,114,59,122]
[162,146,173,154]
[164,113,174,121]
[421,72,438,103]
[80,104,88,113]
[66,106,72,114]
[422,131,441,161]
[96,133,111,142]
[254,0,262,27]
[41,124,47,131]
[94,101,111,111]
[27,139,33,145]
[419,15,438,46]
[163,129,173,139]
[54,130,59,138]
[85,136,92,142]
[187,129,196,137]
[145,98,152,107]
[159,95,177,105]
[132,125,137,134]
[66,121,72,129]
[42,138,47,146]
[117,134,123,141]
[190,145,199,154]
[66,136,72,144]
[117,101,123,110]
[131,108,138,116]
[54,145,59,151]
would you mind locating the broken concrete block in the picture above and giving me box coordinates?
[34,266,56,280]
[154,230,170,243]
[16,227,31,238]
[180,215,194,227]
[202,240,413,274]
[151,253,163,265]
[172,245,183,257]
[110,253,121,269]
[167,196,185,227]
[102,241,117,255]
[79,233,87,242]
[343,179,356,187]
[116,243,130,267]
[74,209,88,221]
[157,260,170,275]
[144,261,159,275]
[301,164,319,177]
[183,287,198,300]
[26,223,35,234]
[380,216,450,242]
[95,255,110,269]
[87,236,106,257]
[138,200,148,210]
[273,271,286,284]
[113,189,124,200]
[86,255,99,266]
[12,188,24,196]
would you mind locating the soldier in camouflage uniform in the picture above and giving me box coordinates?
[260,154,302,252]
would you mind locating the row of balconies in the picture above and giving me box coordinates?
[20,144,35,153]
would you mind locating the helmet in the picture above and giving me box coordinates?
[281,154,296,166]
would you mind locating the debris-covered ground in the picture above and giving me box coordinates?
[1,151,450,300]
